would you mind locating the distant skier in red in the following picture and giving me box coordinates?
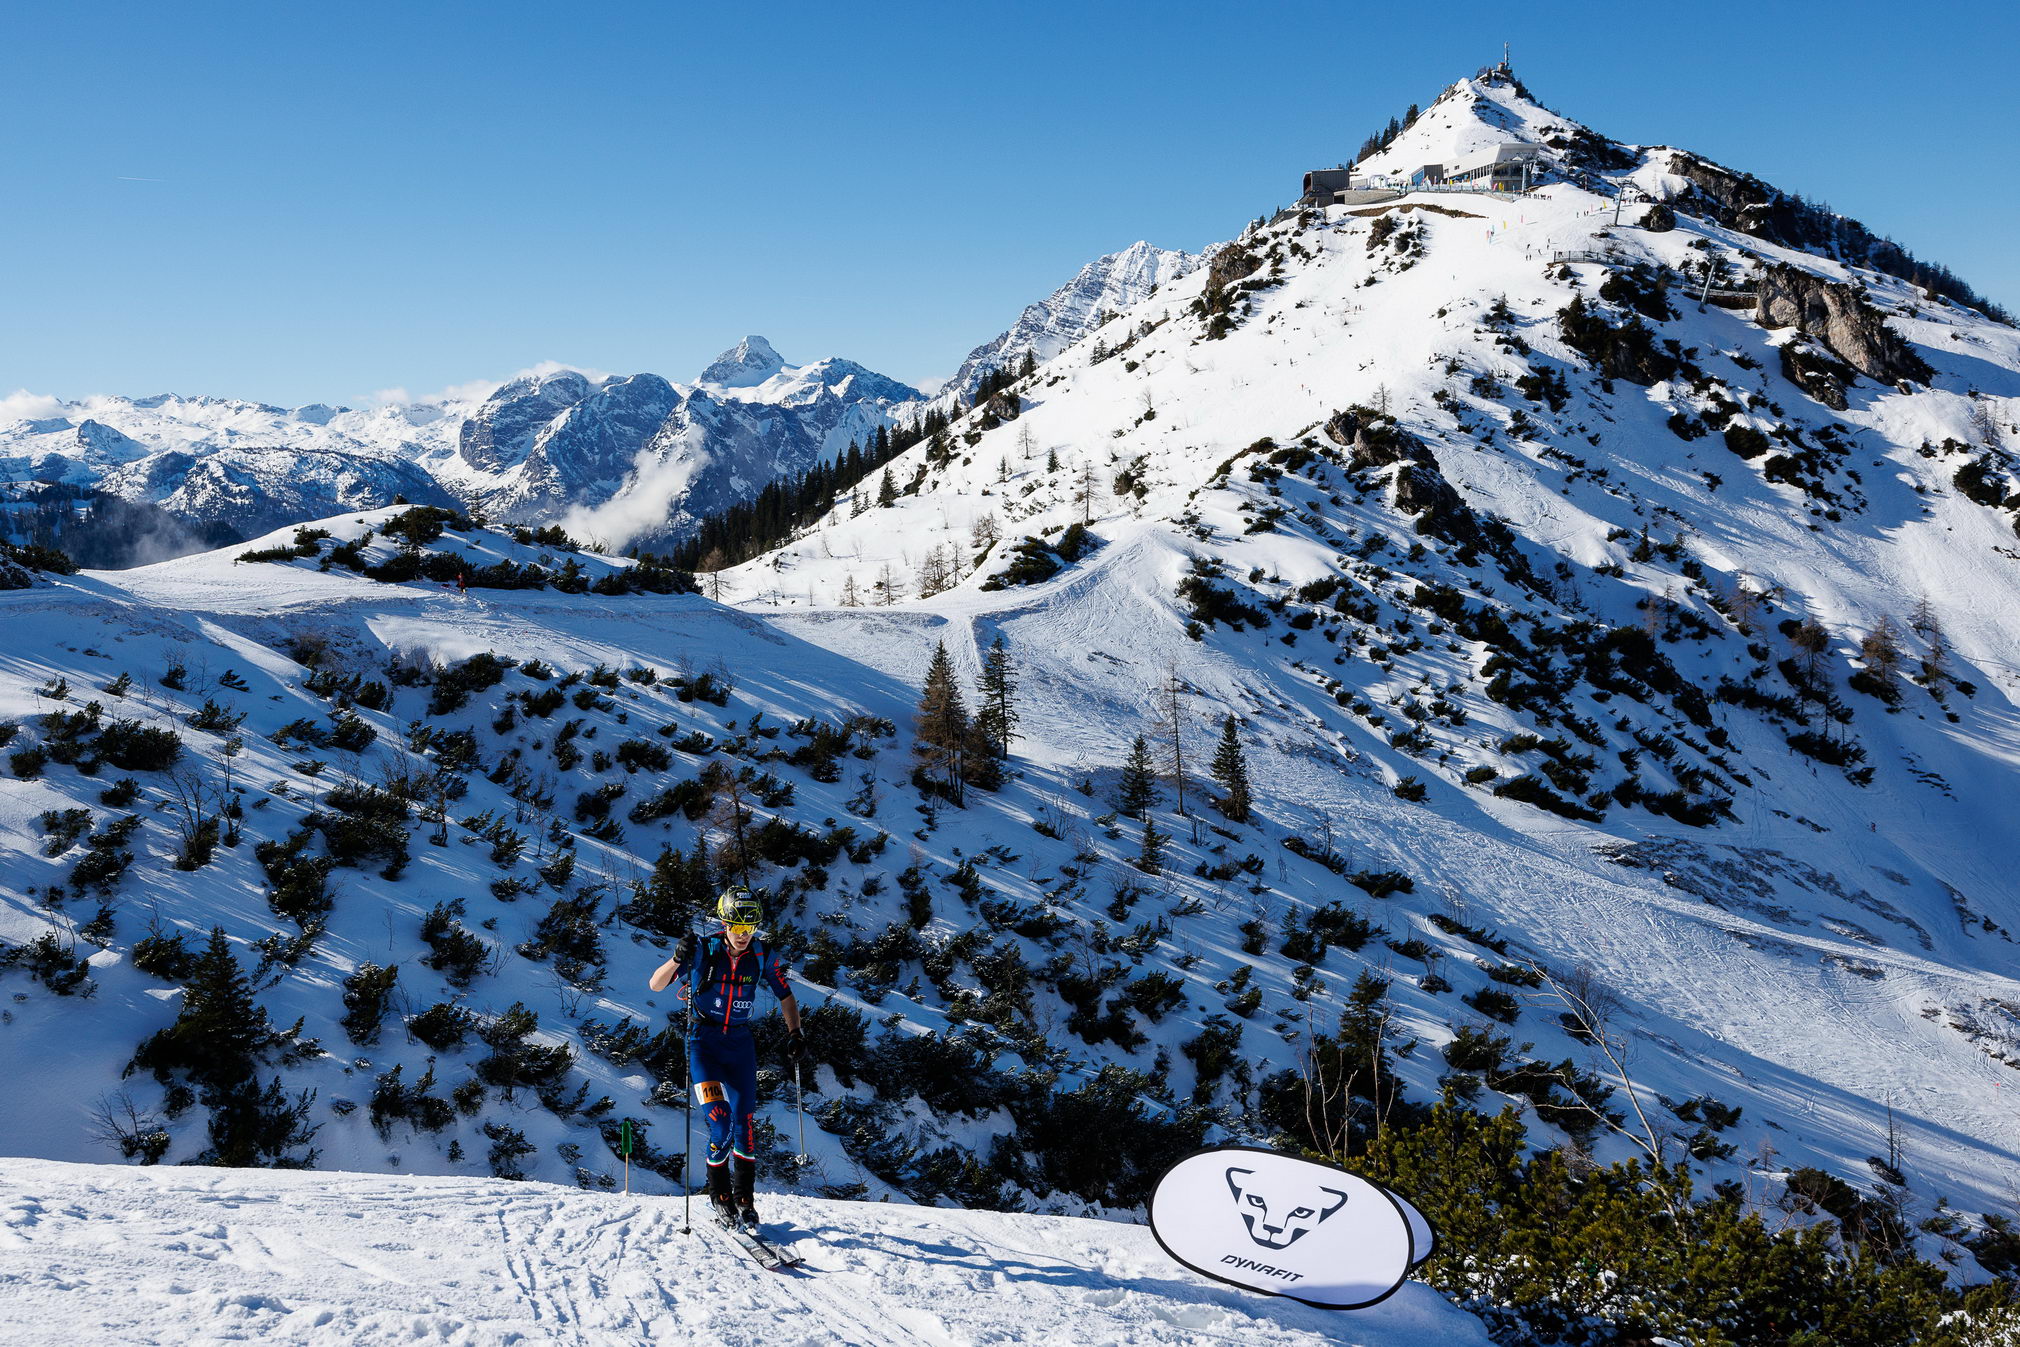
[648,888,805,1231]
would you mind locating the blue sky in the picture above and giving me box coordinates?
[5,1,2015,407]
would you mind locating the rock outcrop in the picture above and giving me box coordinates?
[1325,408,1475,541]
[1755,264,1934,389]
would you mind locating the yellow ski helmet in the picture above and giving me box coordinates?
[715,886,763,928]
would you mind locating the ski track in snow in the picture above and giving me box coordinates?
[0,1159,1489,1346]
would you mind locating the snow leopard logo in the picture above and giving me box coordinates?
[1225,1166,1349,1250]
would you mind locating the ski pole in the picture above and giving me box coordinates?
[681,953,696,1236]
[795,1058,808,1165]
[620,1118,632,1195]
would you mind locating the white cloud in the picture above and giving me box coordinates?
[519,359,614,384]
[559,434,704,552]
[0,389,66,423]
[358,360,615,410]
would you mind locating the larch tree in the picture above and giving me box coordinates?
[1910,597,1951,682]
[916,545,954,598]
[1857,617,1906,701]
[700,548,729,602]
[970,513,1001,567]
[705,764,756,885]
[1075,459,1101,525]
[1154,663,1191,814]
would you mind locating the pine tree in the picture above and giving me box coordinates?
[203,1074,321,1169]
[839,573,862,607]
[974,633,1018,760]
[1018,349,1037,379]
[128,926,275,1093]
[914,642,971,805]
[1135,815,1168,875]
[1210,714,1252,823]
[877,472,898,507]
[340,962,400,1046]
[961,714,1001,793]
[620,845,713,936]
[1119,735,1160,818]
[127,926,319,1167]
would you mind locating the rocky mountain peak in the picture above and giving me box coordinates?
[1350,68,1596,186]
[947,241,1200,398]
[699,335,787,388]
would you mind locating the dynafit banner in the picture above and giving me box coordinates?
[1148,1146,1430,1310]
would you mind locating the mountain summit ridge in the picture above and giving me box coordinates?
[698,334,788,388]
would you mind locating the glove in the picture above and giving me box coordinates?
[674,932,698,968]
[785,1028,808,1068]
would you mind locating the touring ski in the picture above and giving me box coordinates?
[712,1212,803,1270]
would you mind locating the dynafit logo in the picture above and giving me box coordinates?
[1149,1146,1426,1310]
[1225,1166,1349,1250]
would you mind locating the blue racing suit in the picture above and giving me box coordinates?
[681,934,793,1168]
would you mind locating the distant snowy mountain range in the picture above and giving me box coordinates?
[0,247,1193,551]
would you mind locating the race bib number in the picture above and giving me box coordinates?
[694,1080,726,1105]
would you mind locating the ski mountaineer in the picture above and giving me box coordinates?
[647,887,806,1232]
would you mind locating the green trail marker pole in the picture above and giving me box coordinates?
[620,1118,634,1195]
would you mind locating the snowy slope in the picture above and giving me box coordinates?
[701,73,2020,1225]
[5,62,2020,1305]
[1352,72,1572,182]
[0,1158,1489,1346]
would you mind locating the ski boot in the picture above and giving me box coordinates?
[733,1156,760,1233]
[706,1162,738,1228]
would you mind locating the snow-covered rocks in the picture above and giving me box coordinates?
[947,241,1201,400]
